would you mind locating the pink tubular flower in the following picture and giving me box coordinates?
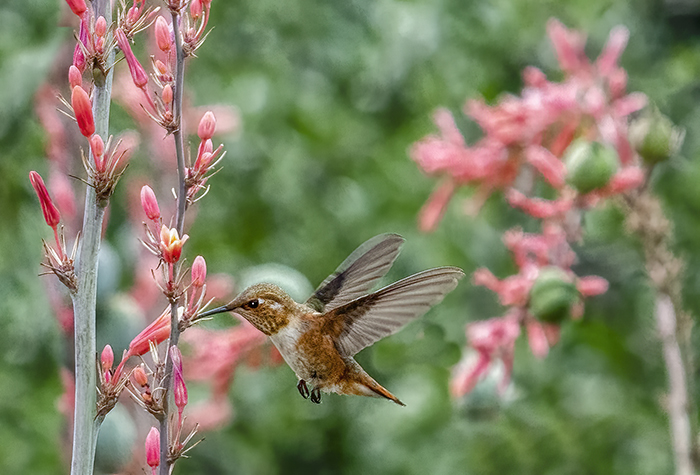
[115,28,149,90]
[71,85,95,137]
[191,255,206,288]
[140,185,161,221]
[126,309,171,358]
[577,276,609,297]
[160,225,189,264]
[451,314,521,397]
[29,171,61,228]
[197,111,216,140]
[171,346,188,422]
[418,180,455,232]
[145,427,160,473]
[155,16,172,53]
[65,0,87,17]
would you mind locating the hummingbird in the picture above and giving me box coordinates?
[198,234,464,405]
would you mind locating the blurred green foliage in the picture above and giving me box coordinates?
[2,0,700,473]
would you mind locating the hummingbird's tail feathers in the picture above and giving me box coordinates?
[306,234,405,313]
[342,366,406,406]
[331,267,465,357]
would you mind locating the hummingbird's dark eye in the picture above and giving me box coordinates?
[247,299,259,309]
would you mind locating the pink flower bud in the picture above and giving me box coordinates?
[90,134,105,172]
[155,59,168,75]
[191,255,207,287]
[71,85,95,137]
[190,0,202,19]
[577,276,609,297]
[160,225,188,264]
[170,347,188,414]
[133,365,149,386]
[101,344,114,372]
[65,0,87,17]
[95,16,107,37]
[607,167,645,194]
[68,65,82,89]
[197,111,216,140]
[115,28,149,90]
[29,171,61,228]
[145,427,160,471]
[162,84,173,105]
[127,5,140,25]
[170,345,183,373]
[154,16,171,53]
[140,185,161,221]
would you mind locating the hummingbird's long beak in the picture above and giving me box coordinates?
[197,305,233,318]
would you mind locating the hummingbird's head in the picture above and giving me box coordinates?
[220,282,297,335]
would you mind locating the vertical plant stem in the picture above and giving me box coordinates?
[656,294,693,475]
[160,10,187,475]
[69,0,114,473]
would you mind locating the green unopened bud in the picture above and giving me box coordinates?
[529,267,578,323]
[629,108,684,165]
[565,139,618,194]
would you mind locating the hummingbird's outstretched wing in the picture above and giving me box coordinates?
[326,267,464,357]
[305,234,405,313]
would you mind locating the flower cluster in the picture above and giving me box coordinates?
[411,19,682,397]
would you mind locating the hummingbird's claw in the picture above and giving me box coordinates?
[310,388,322,404]
[297,379,310,399]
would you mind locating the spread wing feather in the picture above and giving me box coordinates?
[305,234,405,313]
[328,267,464,356]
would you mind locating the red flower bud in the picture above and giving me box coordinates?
[197,111,216,140]
[65,0,87,17]
[29,171,61,228]
[68,65,82,89]
[140,185,161,221]
[71,85,95,137]
[90,134,105,172]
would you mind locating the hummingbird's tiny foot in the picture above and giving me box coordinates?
[297,379,310,399]
[310,388,321,404]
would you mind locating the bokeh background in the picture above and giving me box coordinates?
[3,0,700,473]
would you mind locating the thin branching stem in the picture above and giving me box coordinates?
[160,9,187,475]
[70,0,114,473]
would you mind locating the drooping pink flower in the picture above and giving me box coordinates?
[115,28,149,90]
[418,180,455,232]
[145,427,160,474]
[29,171,61,229]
